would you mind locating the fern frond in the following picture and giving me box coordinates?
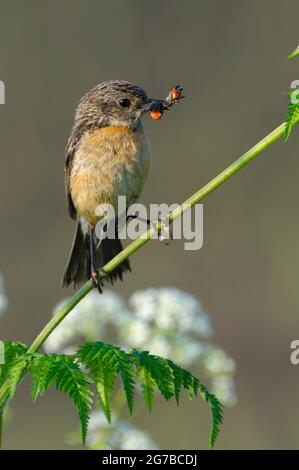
[139,365,155,411]
[95,364,117,423]
[77,343,116,422]
[0,342,29,412]
[167,360,183,405]
[285,97,299,140]
[115,352,135,415]
[0,339,224,449]
[29,354,59,401]
[288,45,299,60]
[78,342,135,415]
[0,341,28,379]
[78,342,223,448]
[26,353,93,444]
[181,367,196,398]
[131,350,174,401]
[54,355,93,445]
[199,384,224,449]
[0,355,28,409]
[7,356,28,399]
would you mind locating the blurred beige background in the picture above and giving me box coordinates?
[1,0,299,449]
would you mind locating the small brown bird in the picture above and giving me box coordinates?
[62,80,183,291]
[62,80,155,290]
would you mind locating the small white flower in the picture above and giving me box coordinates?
[129,288,213,337]
[73,290,131,328]
[145,335,172,358]
[122,319,151,348]
[89,410,109,431]
[118,428,158,450]
[211,376,237,407]
[44,290,131,353]
[54,287,238,450]
[171,336,203,366]
[129,289,159,322]
[191,313,213,338]
[44,300,77,353]
[203,347,236,376]
[87,411,158,450]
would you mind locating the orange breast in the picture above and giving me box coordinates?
[69,125,151,225]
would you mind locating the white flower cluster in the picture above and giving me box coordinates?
[44,287,237,407]
[87,411,158,450]
[202,346,237,407]
[44,291,131,353]
[0,273,8,317]
[122,288,237,407]
[45,287,237,448]
[122,288,213,365]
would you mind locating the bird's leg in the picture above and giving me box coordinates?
[126,212,172,244]
[88,226,105,293]
[154,212,173,244]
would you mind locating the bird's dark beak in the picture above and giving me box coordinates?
[141,99,154,112]
[141,98,165,112]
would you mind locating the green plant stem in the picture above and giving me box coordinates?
[28,121,287,355]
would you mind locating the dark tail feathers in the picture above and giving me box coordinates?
[62,222,131,288]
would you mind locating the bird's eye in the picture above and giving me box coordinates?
[119,98,131,108]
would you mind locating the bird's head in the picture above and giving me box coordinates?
[74,80,155,130]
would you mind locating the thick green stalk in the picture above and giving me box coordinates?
[28,122,286,354]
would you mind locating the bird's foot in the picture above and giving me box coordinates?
[154,216,173,245]
[91,267,106,293]
[127,213,172,245]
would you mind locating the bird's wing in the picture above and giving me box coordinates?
[65,130,81,220]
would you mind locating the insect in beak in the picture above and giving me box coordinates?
[149,101,164,120]
[143,85,184,120]
[141,99,165,120]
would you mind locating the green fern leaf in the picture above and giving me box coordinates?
[29,354,59,401]
[139,366,155,411]
[77,343,116,422]
[0,355,28,409]
[131,350,174,401]
[288,45,299,60]
[199,384,224,449]
[285,97,299,141]
[27,353,93,444]
[181,367,196,398]
[95,364,117,423]
[180,367,223,448]
[0,342,29,411]
[116,353,135,415]
[0,341,28,380]
[167,360,183,405]
[54,355,93,445]
[78,342,135,415]
[7,356,28,399]
[78,342,223,448]
[0,340,223,449]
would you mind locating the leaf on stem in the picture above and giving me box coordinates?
[288,46,299,60]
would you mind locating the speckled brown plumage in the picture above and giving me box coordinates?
[62,81,153,289]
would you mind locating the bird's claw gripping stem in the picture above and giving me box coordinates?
[153,215,173,245]
[91,267,107,293]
